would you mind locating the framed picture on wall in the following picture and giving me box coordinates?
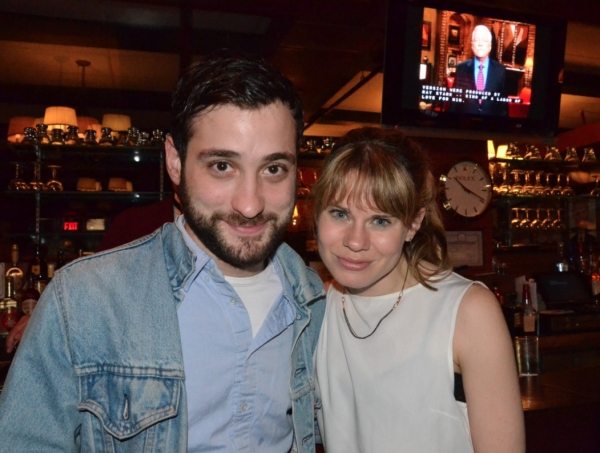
[422,21,431,50]
[448,55,457,68]
[448,25,460,45]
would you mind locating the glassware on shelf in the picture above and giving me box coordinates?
[7,162,30,191]
[45,165,63,191]
[64,125,80,145]
[506,143,521,159]
[521,171,535,195]
[509,171,523,195]
[561,174,575,196]
[116,131,128,146]
[36,123,51,145]
[304,138,319,154]
[83,129,98,146]
[150,129,165,146]
[564,147,579,162]
[529,208,543,230]
[510,208,522,229]
[50,128,65,145]
[532,172,546,196]
[137,131,150,146]
[582,148,597,162]
[524,145,542,160]
[540,208,554,231]
[125,127,140,146]
[29,162,46,191]
[496,169,511,195]
[321,137,333,154]
[21,127,38,145]
[519,208,533,230]
[552,209,567,231]
[544,146,562,161]
[296,169,311,196]
[591,175,600,196]
[99,127,114,146]
[550,173,563,196]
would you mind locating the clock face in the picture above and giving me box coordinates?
[440,160,492,219]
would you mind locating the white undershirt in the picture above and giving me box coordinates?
[224,262,282,337]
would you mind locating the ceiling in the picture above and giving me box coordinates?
[1,0,600,137]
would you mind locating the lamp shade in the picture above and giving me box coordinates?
[102,114,131,132]
[7,116,35,143]
[44,106,78,132]
[77,116,100,138]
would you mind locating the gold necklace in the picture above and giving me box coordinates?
[342,265,410,340]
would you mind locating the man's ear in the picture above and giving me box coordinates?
[165,135,182,186]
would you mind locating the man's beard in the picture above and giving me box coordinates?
[179,174,294,270]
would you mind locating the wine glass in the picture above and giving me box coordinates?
[564,147,579,162]
[296,169,310,195]
[28,162,46,191]
[544,146,562,161]
[583,148,597,163]
[519,208,533,230]
[510,171,523,195]
[533,172,546,196]
[46,165,63,191]
[560,174,575,196]
[521,171,535,195]
[552,209,567,231]
[550,173,563,196]
[591,175,600,196]
[530,208,543,230]
[541,208,554,231]
[497,169,511,196]
[7,162,30,191]
[510,208,522,230]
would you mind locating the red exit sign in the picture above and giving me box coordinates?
[63,221,79,231]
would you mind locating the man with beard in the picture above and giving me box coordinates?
[0,52,326,453]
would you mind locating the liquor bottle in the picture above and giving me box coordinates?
[501,292,523,337]
[5,244,24,301]
[20,273,40,316]
[30,244,49,295]
[1,278,21,335]
[522,283,538,335]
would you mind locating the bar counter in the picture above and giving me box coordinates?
[2,335,600,452]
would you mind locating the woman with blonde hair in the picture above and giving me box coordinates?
[313,127,524,452]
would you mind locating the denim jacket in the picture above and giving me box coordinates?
[0,223,325,453]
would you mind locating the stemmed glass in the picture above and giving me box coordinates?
[521,171,535,195]
[533,172,546,196]
[8,162,30,191]
[530,208,543,230]
[497,169,511,196]
[561,174,575,196]
[46,165,64,191]
[29,162,46,191]
[520,208,534,230]
[564,147,579,162]
[510,171,523,195]
[510,208,522,230]
[541,208,554,231]
[591,175,600,196]
[583,148,597,163]
[552,209,567,231]
[296,169,310,196]
[550,173,563,196]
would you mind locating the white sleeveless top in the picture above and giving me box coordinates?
[315,272,481,453]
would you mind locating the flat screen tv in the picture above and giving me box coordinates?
[381,0,567,136]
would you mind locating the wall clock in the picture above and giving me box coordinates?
[440,160,493,220]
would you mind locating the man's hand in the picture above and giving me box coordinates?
[6,315,30,353]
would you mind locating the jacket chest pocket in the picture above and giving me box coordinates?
[78,371,182,451]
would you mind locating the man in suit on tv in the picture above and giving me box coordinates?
[451,25,508,116]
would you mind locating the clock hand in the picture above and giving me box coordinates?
[453,177,486,203]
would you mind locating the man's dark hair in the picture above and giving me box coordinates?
[170,50,304,161]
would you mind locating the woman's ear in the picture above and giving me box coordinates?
[406,207,426,242]
[165,135,182,186]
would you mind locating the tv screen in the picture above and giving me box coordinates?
[382,0,567,136]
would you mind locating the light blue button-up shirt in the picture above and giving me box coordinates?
[175,216,297,452]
